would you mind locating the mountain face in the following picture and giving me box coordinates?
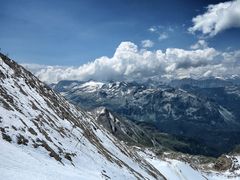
[169,78,240,120]
[53,80,240,157]
[92,107,157,147]
[0,53,166,180]
[169,78,234,88]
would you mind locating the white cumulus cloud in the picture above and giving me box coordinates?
[141,40,154,48]
[158,32,168,41]
[22,41,240,83]
[190,40,208,49]
[189,0,240,36]
[148,26,157,32]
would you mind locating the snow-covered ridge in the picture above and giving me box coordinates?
[0,54,164,180]
[76,81,105,92]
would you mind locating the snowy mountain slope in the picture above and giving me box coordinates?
[0,140,106,180]
[53,80,240,156]
[0,53,165,180]
[139,152,206,180]
[137,149,240,180]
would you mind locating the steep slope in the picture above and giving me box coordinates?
[92,107,157,147]
[0,53,165,180]
[53,80,240,156]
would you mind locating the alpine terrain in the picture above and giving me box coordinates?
[1,52,240,179]
[53,79,240,157]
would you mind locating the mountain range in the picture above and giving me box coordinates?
[52,78,240,157]
[1,53,240,179]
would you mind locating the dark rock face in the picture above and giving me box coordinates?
[53,80,240,157]
[214,155,232,171]
[169,78,240,119]
[178,85,240,121]
[93,107,156,147]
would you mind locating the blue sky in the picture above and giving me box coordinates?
[1,0,240,66]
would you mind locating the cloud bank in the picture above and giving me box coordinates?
[189,0,240,36]
[23,41,240,83]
